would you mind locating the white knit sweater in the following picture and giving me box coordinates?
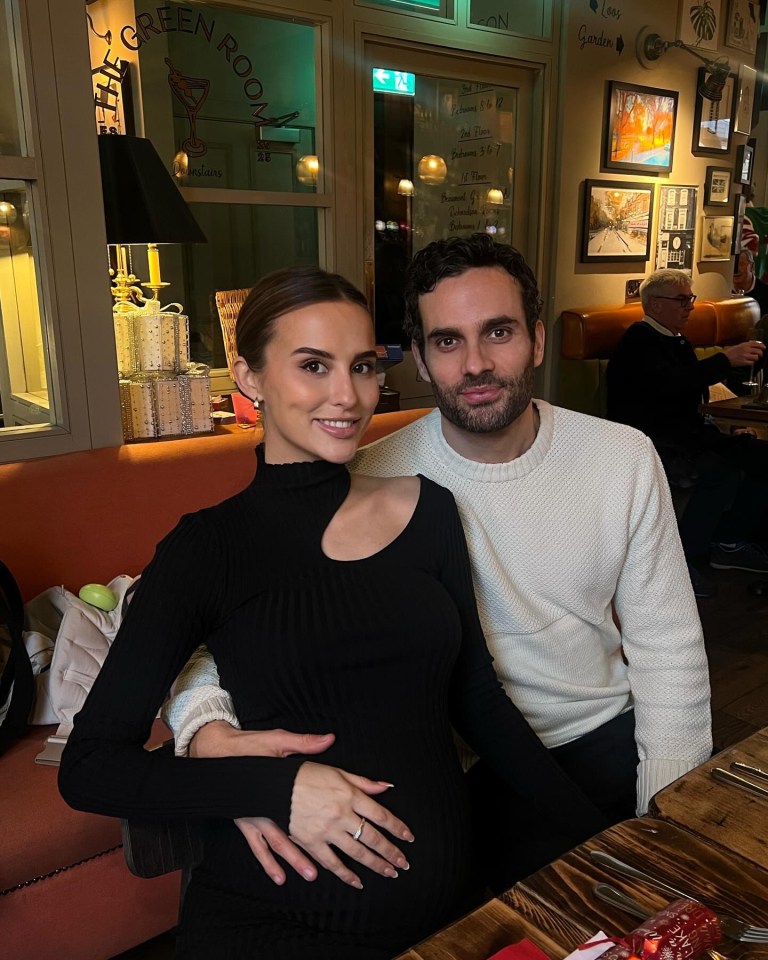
[164,401,712,814]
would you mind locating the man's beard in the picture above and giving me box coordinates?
[427,357,535,434]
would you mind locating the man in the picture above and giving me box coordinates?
[607,268,768,599]
[166,238,711,892]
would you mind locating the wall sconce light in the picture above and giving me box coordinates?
[417,155,447,185]
[397,178,414,196]
[0,200,17,226]
[296,154,319,186]
[172,150,189,180]
[636,26,731,101]
[486,188,504,205]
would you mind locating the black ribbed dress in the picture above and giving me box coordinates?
[59,448,605,959]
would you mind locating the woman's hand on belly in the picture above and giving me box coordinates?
[289,761,414,889]
[234,816,319,887]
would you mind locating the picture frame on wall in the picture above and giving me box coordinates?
[704,166,732,205]
[602,81,678,174]
[655,184,698,273]
[725,0,760,54]
[735,143,754,183]
[692,68,736,155]
[679,0,723,52]
[581,179,655,263]
[735,64,757,134]
[699,214,735,261]
[732,193,748,252]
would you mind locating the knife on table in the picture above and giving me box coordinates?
[711,766,768,800]
[731,761,768,784]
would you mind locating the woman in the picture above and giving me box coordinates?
[59,267,604,959]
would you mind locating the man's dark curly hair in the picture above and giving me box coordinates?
[403,233,542,346]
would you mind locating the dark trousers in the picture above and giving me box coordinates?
[466,708,638,894]
[675,432,768,562]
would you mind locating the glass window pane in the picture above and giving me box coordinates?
[0,182,52,428]
[136,2,318,193]
[174,203,319,367]
[469,0,551,39]
[0,1,27,156]
[373,75,517,344]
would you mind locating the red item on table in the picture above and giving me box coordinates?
[486,939,551,960]
[599,899,722,960]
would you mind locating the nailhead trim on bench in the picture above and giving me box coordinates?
[0,844,123,897]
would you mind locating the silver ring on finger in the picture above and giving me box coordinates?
[352,817,366,841]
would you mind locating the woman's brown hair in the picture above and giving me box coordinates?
[236,266,370,371]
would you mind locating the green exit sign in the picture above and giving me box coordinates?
[372,68,415,96]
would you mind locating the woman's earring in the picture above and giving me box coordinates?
[253,398,262,410]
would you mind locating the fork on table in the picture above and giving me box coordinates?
[589,850,768,943]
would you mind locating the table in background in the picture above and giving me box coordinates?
[701,394,768,439]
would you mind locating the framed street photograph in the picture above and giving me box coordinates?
[581,179,655,263]
[705,166,732,205]
[692,68,736,155]
[679,0,723,52]
[735,64,757,134]
[725,0,760,54]
[735,142,754,183]
[699,214,735,261]
[602,81,678,174]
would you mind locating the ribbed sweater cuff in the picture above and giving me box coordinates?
[169,691,241,757]
[637,758,697,815]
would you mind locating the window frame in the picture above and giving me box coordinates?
[0,0,122,463]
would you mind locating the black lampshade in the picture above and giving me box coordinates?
[98,133,206,245]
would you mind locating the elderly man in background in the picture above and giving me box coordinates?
[607,268,768,598]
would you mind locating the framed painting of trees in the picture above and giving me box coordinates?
[603,81,678,175]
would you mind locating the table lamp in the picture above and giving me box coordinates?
[98,132,206,312]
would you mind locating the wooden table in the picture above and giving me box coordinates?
[509,817,768,960]
[396,729,768,960]
[701,394,768,439]
[649,726,768,872]
[397,814,768,960]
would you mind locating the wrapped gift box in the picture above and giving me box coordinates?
[119,365,212,441]
[114,308,190,377]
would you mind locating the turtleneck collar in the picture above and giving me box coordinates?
[251,443,351,493]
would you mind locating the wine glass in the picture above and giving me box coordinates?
[743,336,764,391]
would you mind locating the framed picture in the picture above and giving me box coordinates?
[655,184,698,272]
[735,143,754,183]
[602,81,678,174]
[581,179,655,263]
[735,64,757,134]
[692,68,736,155]
[679,0,723,52]
[705,166,732,205]
[699,214,735,261]
[732,193,747,252]
[725,0,760,53]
